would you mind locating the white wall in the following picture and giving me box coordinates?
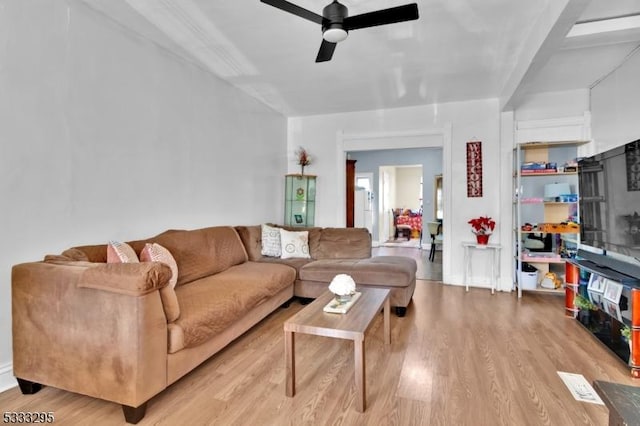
[288,99,502,288]
[514,89,589,122]
[395,166,422,211]
[0,0,287,391]
[591,49,640,154]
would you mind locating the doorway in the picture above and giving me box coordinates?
[345,148,439,246]
[379,165,423,245]
[338,126,452,283]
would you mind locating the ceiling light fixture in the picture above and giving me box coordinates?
[567,14,640,38]
[323,27,348,43]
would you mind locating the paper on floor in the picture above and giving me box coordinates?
[557,371,604,405]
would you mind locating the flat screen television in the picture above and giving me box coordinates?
[578,139,640,278]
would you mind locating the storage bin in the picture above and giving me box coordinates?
[520,263,538,290]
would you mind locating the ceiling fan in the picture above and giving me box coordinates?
[260,0,419,62]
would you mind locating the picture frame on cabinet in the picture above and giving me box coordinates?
[588,291,603,309]
[603,279,623,304]
[603,299,623,322]
[587,273,606,293]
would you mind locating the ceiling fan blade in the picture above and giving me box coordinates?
[260,0,323,25]
[315,39,337,62]
[344,3,418,30]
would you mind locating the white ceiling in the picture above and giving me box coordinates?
[81,0,640,116]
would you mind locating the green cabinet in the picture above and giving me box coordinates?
[284,174,316,227]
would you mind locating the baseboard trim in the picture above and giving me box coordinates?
[0,362,16,393]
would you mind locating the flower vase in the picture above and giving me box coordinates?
[300,164,305,176]
[476,234,489,245]
[334,293,354,304]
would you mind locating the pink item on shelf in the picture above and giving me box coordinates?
[521,197,544,204]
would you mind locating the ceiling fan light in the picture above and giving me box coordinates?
[323,28,348,43]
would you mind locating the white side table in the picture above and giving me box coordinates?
[462,242,502,294]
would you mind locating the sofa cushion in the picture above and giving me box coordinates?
[235,225,262,261]
[60,248,90,261]
[140,243,180,323]
[168,262,295,353]
[314,228,371,259]
[348,256,417,287]
[73,244,110,263]
[149,226,248,286]
[257,256,312,278]
[72,227,248,286]
[70,229,186,264]
[299,256,416,288]
[261,224,282,257]
[43,248,89,263]
[280,229,310,259]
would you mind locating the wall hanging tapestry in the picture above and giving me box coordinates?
[466,140,483,197]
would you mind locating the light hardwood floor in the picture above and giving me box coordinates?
[1,262,634,424]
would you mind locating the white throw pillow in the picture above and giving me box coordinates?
[280,229,311,259]
[261,224,282,257]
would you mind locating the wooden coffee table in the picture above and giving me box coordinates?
[284,288,391,412]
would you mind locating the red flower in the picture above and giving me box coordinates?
[468,216,496,235]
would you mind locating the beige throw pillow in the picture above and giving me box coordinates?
[107,241,139,263]
[280,229,310,259]
[261,224,282,257]
[140,243,178,288]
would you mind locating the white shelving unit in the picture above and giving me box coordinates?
[514,141,588,298]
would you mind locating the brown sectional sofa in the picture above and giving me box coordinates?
[11,225,416,423]
[236,225,416,315]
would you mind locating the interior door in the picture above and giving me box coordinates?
[346,159,357,227]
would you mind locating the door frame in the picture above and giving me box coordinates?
[336,125,453,283]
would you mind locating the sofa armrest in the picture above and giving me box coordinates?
[12,261,169,408]
[78,262,172,296]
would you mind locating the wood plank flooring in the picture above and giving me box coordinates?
[1,254,636,424]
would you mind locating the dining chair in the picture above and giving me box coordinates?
[427,221,442,262]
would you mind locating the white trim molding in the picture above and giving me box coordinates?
[342,129,445,151]
[515,113,592,143]
[0,362,16,393]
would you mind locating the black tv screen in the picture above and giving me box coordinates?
[578,139,640,261]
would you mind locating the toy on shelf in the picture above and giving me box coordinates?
[541,272,562,289]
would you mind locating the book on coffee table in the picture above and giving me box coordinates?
[323,292,362,314]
